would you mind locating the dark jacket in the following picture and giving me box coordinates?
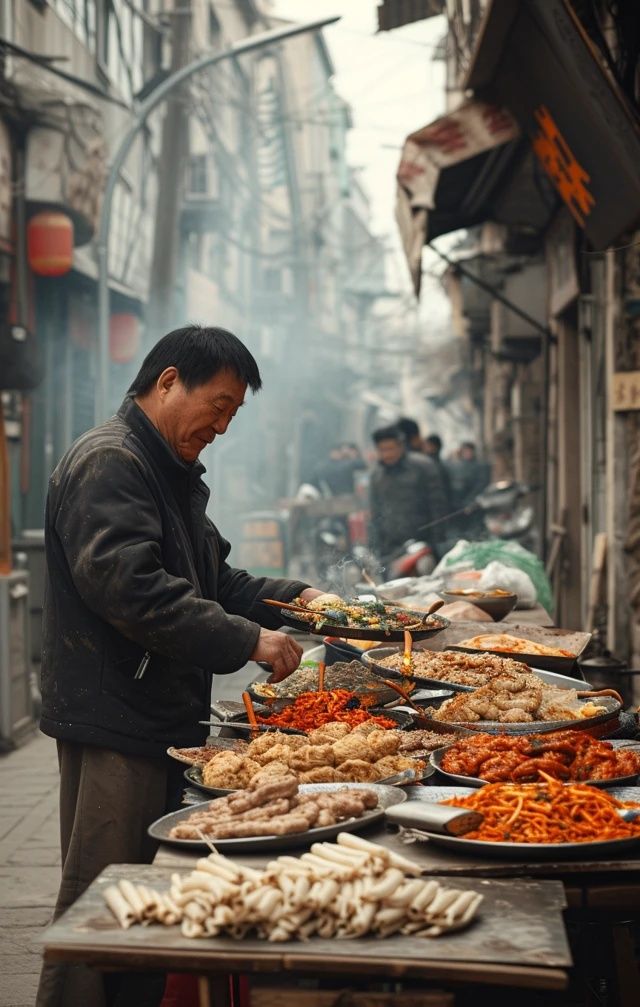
[40,397,308,757]
[368,453,447,564]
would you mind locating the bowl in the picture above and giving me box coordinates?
[439,589,517,621]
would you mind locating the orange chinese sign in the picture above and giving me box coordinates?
[612,371,640,412]
[532,105,595,228]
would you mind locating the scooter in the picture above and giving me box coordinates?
[386,540,436,579]
[473,480,538,553]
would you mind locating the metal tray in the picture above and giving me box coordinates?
[414,622,591,674]
[278,610,449,643]
[426,695,621,736]
[225,706,417,736]
[429,744,640,790]
[148,782,407,852]
[395,786,640,860]
[184,760,435,798]
[247,679,404,709]
[362,646,592,694]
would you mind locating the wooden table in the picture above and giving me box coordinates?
[41,861,570,1005]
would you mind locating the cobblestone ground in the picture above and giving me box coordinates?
[0,659,277,1006]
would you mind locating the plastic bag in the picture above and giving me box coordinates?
[478,561,537,608]
[434,540,554,615]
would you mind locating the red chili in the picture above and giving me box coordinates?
[256,689,397,732]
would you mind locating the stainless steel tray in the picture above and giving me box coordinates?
[396,786,640,860]
[413,622,591,674]
[428,695,621,735]
[278,610,449,643]
[363,646,592,693]
[148,783,406,852]
[429,744,640,790]
[184,761,434,798]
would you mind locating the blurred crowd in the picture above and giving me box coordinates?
[307,418,491,573]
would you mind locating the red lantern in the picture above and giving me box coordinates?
[109,312,141,364]
[27,211,74,276]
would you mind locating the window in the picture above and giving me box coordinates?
[188,155,209,195]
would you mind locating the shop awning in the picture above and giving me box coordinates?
[395,99,520,295]
[465,0,640,250]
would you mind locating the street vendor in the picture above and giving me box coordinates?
[37,325,322,1007]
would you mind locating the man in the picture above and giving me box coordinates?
[424,433,452,510]
[368,425,445,570]
[447,440,491,510]
[396,416,424,455]
[37,325,321,1006]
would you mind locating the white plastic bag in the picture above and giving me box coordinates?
[478,561,537,609]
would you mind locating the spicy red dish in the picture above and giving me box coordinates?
[256,689,398,733]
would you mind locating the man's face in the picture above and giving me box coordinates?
[424,440,438,458]
[461,445,475,462]
[155,367,246,463]
[376,438,404,467]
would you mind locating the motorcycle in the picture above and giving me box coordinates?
[471,480,538,553]
[386,539,436,579]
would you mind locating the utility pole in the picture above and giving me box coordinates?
[146,0,192,340]
[95,16,339,424]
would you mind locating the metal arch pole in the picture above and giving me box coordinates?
[95,15,340,424]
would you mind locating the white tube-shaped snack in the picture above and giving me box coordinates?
[103,886,137,929]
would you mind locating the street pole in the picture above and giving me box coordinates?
[95,15,340,424]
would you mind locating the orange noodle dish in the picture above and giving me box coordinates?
[441,777,640,843]
[256,689,398,732]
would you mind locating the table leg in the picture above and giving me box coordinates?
[197,975,233,1007]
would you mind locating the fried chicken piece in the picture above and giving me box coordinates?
[499,708,534,723]
[201,752,246,789]
[246,732,308,758]
[337,759,377,782]
[373,755,419,779]
[350,722,380,737]
[251,743,294,767]
[289,745,335,771]
[333,735,375,764]
[250,761,292,786]
[366,730,401,759]
[298,766,342,783]
[308,723,351,744]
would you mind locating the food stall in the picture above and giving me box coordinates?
[41,595,640,1005]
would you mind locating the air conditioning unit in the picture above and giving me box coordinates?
[0,571,34,749]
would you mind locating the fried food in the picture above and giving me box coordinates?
[308,722,351,744]
[168,776,380,841]
[251,743,294,767]
[298,767,343,783]
[440,731,640,783]
[335,759,377,782]
[375,648,533,686]
[202,753,260,790]
[456,633,576,658]
[289,745,336,771]
[367,731,401,759]
[429,678,604,725]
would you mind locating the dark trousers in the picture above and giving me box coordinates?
[36,741,185,1007]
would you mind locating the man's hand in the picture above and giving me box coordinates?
[250,628,303,683]
[298,587,325,603]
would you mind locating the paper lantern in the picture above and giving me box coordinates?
[109,312,140,364]
[27,212,73,276]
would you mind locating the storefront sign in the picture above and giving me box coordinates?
[465,0,640,249]
[612,371,640,412]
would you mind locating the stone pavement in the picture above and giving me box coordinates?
[0,656,302,1007]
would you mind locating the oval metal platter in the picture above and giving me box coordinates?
[394,786,640,860]
[447,644,577,675]
[184,760,435,798]
[148,782,407,853]
[246,679,403,709]
[278,610,449,643]
[429,743,640,790]
[225,706,417,737]
[425,695,621,736]
[363,646,592,694]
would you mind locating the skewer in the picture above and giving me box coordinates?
[403,630,413,672]
[261,599,311,615]
[317,661,326,693]
[195,828,218,854]
[242,692,259,735]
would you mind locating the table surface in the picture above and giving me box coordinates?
[41,864,570,991]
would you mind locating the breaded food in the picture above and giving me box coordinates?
[246,732,307,758]
[308,723,351,744]
[298,766,342,784]
[252,743,294,767]
[333,735,375,765]
[289,745,335,771]
[337,759,377,782]
[366,730,401,759]
[350,722,380,737]
[374,755,421,779]
[201,752,245,789]
[250,761,292,785]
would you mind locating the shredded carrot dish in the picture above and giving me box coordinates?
[442,775,640,844]
[256,689,398,733]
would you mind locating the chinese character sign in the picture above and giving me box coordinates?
[612,371,640,412]
[532,105,595,228]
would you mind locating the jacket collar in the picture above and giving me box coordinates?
[117,396,207,489]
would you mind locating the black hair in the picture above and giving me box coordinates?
[397,417,420,441]
[372,424,404,444]
[461,440,476,452]
[128,325,262,396]
[425,434,442,451]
